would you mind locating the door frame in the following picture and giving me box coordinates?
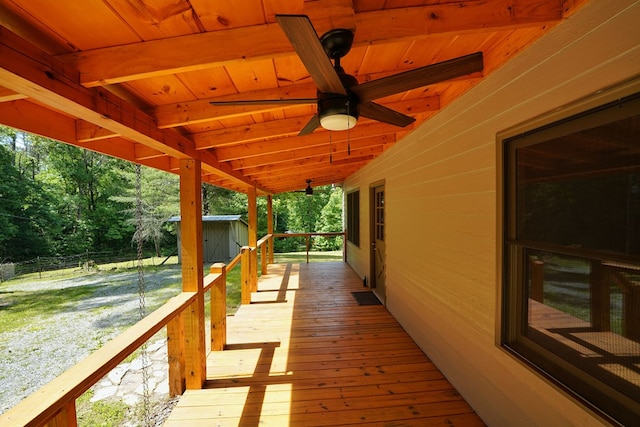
[369,180,386,304]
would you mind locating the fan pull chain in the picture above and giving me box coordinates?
[346,100,351,155]
[329,131,333,164]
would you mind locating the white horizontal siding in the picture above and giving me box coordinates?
[344,1,640,425]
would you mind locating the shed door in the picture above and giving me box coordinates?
[204,223,229,262]
[371,184,386,303]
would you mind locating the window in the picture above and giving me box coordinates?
[502,92,640,425]
[346,190,359,246]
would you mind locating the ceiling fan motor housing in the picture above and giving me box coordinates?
[317,69,360,131]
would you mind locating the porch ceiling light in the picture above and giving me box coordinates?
[318,96,358,131]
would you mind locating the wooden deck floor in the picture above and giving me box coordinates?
[164,262,484,426]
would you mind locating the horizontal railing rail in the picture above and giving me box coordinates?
[273,231,346,263]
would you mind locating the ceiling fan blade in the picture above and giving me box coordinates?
[209,98,317,106]
[298,114,320,136]
[360,102,415,127]
[351,52,483,102]
[276,15,346,95]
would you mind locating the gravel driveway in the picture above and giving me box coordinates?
[0,267,182,414]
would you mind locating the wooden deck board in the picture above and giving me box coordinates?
[164,262,484,426]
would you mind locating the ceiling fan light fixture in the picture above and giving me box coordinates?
[320,113,357,131]
[318,94,359,131]
[305,180,314,196]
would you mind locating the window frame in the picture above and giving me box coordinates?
[346,189,360,246]
[500,87,640,425]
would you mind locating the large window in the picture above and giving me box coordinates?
[502,92,640,425]
[346,190,359,246]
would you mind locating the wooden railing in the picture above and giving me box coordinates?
[0,232,346,426]
[0,291,199,426]
[273,232,346,263]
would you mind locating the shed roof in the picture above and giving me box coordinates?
[168,215,247,224]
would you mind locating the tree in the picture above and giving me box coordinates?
[314,187,344,250]
[0,142,58,260]
[111,166,180,257]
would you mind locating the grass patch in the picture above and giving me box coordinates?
[77,390,128,427]
[0,283,102,332]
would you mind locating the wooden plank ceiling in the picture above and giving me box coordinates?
[0,0,586,195]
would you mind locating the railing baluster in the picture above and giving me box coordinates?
[241,246,251,305]
[210,263,227,351]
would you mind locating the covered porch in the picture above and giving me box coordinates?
[166,261,483,426]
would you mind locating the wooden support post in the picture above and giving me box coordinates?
[167,313,185,396]
[625,284,640,341]
[267,195,274,264]
[178,159,206,389]
[210,263,227,351]
[241,246,251,305]
[529,259,544,303]
[45,400,76,427]
[306,234,310,264]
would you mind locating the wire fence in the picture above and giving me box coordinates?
[6,250,144,278]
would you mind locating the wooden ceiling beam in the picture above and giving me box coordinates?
[256,162,366,192]
[191,96,438,149]
[76,120,119,142]
[0,100,179,173]
[353,0,562,44]
[0,27,264,193]
[230,135,394,170]
[154,84,317,128]
[0,86,27,102]
[215,121,409,162]
[56,0,562,87]
[0,99,77,144]
[240,146,385,177]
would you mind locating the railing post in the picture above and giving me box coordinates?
[260,241,268,275]
[529,259,544,303]
[590,260,609,332]
[267,196,275,264]
[251,247,258,292]
[167,312,186,397]
[210,263,227,351]
[306,234,310,263]
[46,400,76,427]
[241,246,251,305]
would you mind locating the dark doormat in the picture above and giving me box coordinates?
[351,291,382,306]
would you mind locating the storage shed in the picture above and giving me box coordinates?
[168,215,248,263]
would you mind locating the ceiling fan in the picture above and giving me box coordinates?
[292,179,334,196]
[210,15,484,136]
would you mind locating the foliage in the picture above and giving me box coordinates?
[111,167,180,257]
[0,125,346,262]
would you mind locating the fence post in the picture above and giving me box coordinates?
[241,246,251,305]
[210,263,227,351]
